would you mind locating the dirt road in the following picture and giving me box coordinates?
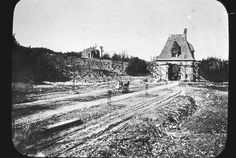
[13,81,177,126]
[12,81,228,157]
[43,86,180,157]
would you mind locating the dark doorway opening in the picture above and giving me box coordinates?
[168,64,180,80]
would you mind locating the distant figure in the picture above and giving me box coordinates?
[114,80,122,92]
[114,80,130,93]
[123,81,130,93]
[145,81,148,95]
[118,81,123,92]
[119,81,123,86]
[185,74,188,81]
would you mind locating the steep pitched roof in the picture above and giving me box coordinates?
[156,33,195,61]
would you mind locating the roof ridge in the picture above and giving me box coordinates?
[157,32,195,60]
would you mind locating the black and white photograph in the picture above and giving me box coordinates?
[12,0,228,157]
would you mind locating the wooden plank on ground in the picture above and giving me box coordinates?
[45,118,83,130]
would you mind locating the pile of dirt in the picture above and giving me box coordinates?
[87,95,199,157]
[182,94,228,134]
[85,90,227,157]
[161,95,197,124]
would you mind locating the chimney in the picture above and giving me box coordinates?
[184,28,187,40]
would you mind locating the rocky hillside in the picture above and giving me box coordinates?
[12,44,128,84]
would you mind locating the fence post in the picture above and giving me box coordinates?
[107,90,112,106]
[145,82,148,96]
[72,78,75,92]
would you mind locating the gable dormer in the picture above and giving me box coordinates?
[171,41,181,57]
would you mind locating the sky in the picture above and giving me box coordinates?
[13,0,228,61]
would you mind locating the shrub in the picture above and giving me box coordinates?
[111,53,122,61]
[198,57,228,82]
[101,53,111,60]
[126,57,150,76]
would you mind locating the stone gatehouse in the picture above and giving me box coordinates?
[151,28,198,81]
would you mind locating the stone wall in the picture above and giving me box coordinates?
[151,63,168,81]
[179,65,194,81]
[151,60,196,81]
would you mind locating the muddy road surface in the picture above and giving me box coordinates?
[12,81,228,157]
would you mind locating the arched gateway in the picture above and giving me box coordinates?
[150,28,198,82]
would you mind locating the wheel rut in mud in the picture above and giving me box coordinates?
[37,88,190,157]
[12,82,228,157]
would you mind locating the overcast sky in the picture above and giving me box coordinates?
[13,0,228,61]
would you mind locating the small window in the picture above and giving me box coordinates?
[171,41,181,57]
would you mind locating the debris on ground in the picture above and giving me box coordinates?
[12,81,228,157]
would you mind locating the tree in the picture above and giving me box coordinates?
[126,57,150,76]
[100,46,104,57]
[101,53,111,60]
[111,53,122,61]
[120,50,130,62]
[91,49,100,58]
[90,45,100,58]
[198,57,228,82]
